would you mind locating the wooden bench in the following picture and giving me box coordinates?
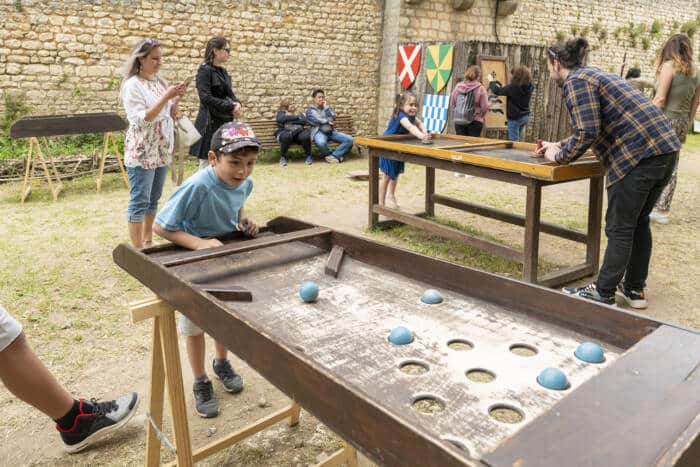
[247,115,355,150]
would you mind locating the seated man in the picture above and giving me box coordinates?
[305,89,354,163]
[0,303,139,453]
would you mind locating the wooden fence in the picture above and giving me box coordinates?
[404,40,572,143]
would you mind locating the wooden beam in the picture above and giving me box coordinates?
[161,227,332,267]
[372,205,523,263]
[536,263,596,288]
[163,404,300,466]
[432,194,587,243]
[129,296,173,324]
[324,245,345,278]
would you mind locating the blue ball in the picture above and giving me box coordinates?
[575,342,605,363]
[537,367,569,390]
[421,289,443,305]
[299,281,319,303]
[388,326,414,345]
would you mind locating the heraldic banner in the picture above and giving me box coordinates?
[425,44,454,93]
[397,44,422,90]
[421,94,449,134]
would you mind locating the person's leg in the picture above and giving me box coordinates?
[313,131,331,156]
[143,165,169,246]
[329,130,354,160]
[387,177,400,208]
[278,131,292,165]
[466,121,483,137]
[518,115,529,141]
[379,168,390,206]
[126,166,155,249]
[595,154,674,297]
[624,153,678,292]
[0,305,139,453]
[212,340,243,393]
[179,315,218,417]
[653,118,688,218]
[298,129,313,162]
[507,119,520,141]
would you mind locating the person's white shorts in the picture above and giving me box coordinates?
[178,313,203,336]
[0,304,23,352]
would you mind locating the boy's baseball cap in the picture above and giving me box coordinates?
[211,121,261,153]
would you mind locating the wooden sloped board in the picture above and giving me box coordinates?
[483,324,700,467]
[10,112,127,138]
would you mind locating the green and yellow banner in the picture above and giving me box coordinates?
[425,44,454,93]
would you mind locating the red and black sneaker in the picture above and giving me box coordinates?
[58,392,140,453]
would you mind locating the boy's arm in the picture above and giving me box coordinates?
[153,223,222,250]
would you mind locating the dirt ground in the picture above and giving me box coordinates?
[0,141,698,466]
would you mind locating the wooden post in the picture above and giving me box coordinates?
[35,137,63,201]
[145,315,166,467]
[97,132,129,192]
[523,180,542,283]
[20,138,35,202]
[586,176,604,274]
[425,166,435,217]
[158,308,194,467]
[368,151,379,228]
[289,401,301,426]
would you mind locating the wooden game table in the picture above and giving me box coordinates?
[113,217,700,467]
[354,134,605,286]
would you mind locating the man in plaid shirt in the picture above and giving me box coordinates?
[536,38,680,308]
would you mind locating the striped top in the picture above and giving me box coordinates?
[555,66,680,186]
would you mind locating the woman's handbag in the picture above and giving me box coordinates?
[284,122,304,137]
[174,115,201,152]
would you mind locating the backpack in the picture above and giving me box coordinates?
[453,89,475,125]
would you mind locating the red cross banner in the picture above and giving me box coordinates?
[397,44,422,90]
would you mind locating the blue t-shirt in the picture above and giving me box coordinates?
[383,111,415,136]
[156,166,253,238]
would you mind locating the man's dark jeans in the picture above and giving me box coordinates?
[596,152,678,297]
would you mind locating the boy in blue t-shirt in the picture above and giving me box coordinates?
[154,121,260,418]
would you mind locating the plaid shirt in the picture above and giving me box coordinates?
[555,66,680,186]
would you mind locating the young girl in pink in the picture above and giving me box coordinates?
[379,91,431,208]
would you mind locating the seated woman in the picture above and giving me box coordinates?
[275,97,312,166]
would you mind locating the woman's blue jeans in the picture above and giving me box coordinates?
[126,165,168,222]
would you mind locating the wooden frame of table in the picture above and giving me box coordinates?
[355,134,605,287]
[113,217,700,467]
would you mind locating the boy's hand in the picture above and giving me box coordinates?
[238,219,259,237]
[195,238,223,250]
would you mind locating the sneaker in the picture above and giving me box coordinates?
[324,155,339,164]
[305,155,313,165]
[561,283,615,305]
[59,392,140,454]
[213,359,244,394]
[279,156,287,167]
[386,195,400,209]
[649,210,669,224]
[193,380,219,418]
[615,284,648,309]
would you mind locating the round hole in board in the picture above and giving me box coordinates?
[509,343,538,357]
[442,437,470,456]
[447,339,474,351]
[488,403,524,424]
[466,368,496,383]
[398,360,430,375]
[412,395,445,414]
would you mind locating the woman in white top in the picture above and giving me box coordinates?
[120,38,188,249]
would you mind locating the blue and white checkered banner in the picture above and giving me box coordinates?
[421,94,449,134]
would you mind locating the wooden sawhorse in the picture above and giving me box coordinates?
[130,297,358,467]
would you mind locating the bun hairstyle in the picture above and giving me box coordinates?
[464,65,481,81]
[547,37,589,69]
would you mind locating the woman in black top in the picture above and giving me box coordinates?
[189,36,241,167]
[488,65,534,142]
[275,97,312,166]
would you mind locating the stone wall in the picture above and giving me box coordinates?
[0,0,383,136]
[377,0,700,132]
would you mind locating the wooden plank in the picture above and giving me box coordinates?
[145,315,166,467]
[536,263,596,288]
[586,176,604,272]
[368,152,379,228]
[425,166,435,216]
[315,443,358,467]
[200,286,253,302]
[160,227,332,267]
[129,296,173,324]
[324,245,345,278]
[522,181,542,282]
[484,325,700,467]
[432,194,587,243]
[372,204,523,263]
[169,404,299,465]
[10,112,127,138]
[159,309,193,467]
